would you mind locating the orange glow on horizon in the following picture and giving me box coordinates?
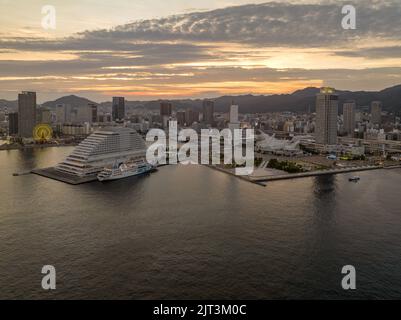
[70,79,324,98]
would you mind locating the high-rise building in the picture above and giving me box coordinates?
[56,104,72,124]
[89,103,98,123]
[185,109,199,126]
[229,104,239,123]
[343,100,356,136]
[99,113,112,123]
[8,112,18,136]
[176,111,186,126]
[371,101,382,125]
[160,102,172,116]
[112,97,125,121]
[193,111,199,124]
[73,105,89,124]
[228,103,240,133]
[160,102,172,128]
[202,100,214,126]
[37,107,52,124]
[18,91,36,138]
[315,87,338,145]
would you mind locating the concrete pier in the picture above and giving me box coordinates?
[205,165,266,186]
[205,164,391,185]
[31,167,98,185]
[249,165,382,182]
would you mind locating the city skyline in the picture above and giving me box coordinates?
[2,0,401,305]
[1,0,401,102]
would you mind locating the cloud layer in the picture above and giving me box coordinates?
[1,0,401,102]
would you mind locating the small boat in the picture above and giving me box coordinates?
[348,176,360,182]
[97,159,154,182]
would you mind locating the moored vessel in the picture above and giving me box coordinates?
[97,159,154,181]
[349,176,360,182]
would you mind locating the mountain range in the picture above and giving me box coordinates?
[1,84,401,114]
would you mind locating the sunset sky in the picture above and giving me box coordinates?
[1,0,401,102]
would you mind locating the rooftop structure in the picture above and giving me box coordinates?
[256,132,304,156]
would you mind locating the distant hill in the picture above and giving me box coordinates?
[0,99,17,112]
[114,84,401,114]
[42,95,98,109]
[2,85,401,114]
[125,85,401,114]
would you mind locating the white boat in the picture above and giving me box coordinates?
[349,176,360,182]
[97,159,154,181]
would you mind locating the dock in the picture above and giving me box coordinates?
[25,163,401,186]
[383,164,401,170]
[12,171,32,176]
[204,164,394,185]
[31,167,98,185]
[205,165,266,187]
[249,165,382,182]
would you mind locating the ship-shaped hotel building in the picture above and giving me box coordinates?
[56,127,146,177]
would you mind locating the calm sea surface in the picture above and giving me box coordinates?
[0,147,401,299]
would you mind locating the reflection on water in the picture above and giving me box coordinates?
[314,175,336,196]
[0,148,401,299]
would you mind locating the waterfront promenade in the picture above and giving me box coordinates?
[249,165,383,182]
[206,163,401,185]
[21,162,401,186]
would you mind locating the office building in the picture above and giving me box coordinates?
[89,103,98,123]
[185,109,199,126]
[72,106,89,124]
[176,111,186,126]
[18,91,36,138]
[112,97,125,121]
[160,102,172,128]
[202,100,214,126]
[160,102,172,117]
[371,101,382,125]
[229,104,239,123]
[56,104,72,124]
[343,101,356,136]
[315,87,338,145]
[37,107,52,124]
[8,112,18,136]
[228,103,240,133]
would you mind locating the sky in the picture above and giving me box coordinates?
[1,0,401,103]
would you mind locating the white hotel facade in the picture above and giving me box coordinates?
[56,127,146,177]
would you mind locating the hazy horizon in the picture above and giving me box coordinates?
[3,82,401,105]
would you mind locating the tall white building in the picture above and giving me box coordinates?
[56,127,146,177]
[229,104,239,123]
[315,87,338,145]
[343,101,356,136]
[228,103,240,133]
